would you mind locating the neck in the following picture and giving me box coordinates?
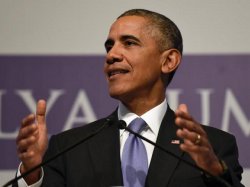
[121,95,165,116]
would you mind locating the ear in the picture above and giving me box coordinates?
[160,49,182,74]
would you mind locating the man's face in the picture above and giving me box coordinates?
[104,16,165,103]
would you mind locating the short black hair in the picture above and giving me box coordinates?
[118,9,183,54]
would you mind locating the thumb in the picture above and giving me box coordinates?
[36,99,46,125]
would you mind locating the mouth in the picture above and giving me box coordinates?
[108,69,129,78]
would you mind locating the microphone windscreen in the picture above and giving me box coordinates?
[117,120,126,130]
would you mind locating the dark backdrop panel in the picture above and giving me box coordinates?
[0,55,249,170]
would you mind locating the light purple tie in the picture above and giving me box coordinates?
[121,118,148,187]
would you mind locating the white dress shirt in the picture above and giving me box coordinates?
[17,99,168,186]
[118,99,167,166]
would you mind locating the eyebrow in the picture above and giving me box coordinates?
[120,35,141,43]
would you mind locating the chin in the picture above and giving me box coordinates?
[109,91,121,100]
[108,85,135,101]
[108,88,127,101]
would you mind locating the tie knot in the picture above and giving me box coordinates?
[128,117,147,133]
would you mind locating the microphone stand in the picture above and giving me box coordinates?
[2,118,113,187]
[118,120,233,187]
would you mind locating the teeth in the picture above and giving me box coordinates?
[109,70,128,76]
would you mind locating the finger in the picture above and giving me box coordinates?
[176,116,205,135]
[21,114,36,128]
[17,124,38,142]
[177,128,200,144]
[180,138,204,151]
[176,116,197,131]
[180,142,199,153]
[18,150,36,161]
[178,104,189,113]
[175,104,192,121]
[17,135,37,153]
[36,100,46,125]
[177,129,212,153]
[180,140,210,154]
[179,139,199,153]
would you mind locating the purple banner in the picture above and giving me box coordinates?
[0,55,249,170]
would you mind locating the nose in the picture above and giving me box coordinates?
[106,44,123,64]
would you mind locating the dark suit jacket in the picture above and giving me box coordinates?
[41,108,244,187]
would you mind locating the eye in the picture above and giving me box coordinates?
[104,39,114,53]
[105,45,113,53]
[124,40,137,47]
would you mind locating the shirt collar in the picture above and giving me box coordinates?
[117,99,168,136]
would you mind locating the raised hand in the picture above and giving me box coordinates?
[16,100,48,184]
[175,104,223,176]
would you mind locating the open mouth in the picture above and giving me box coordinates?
[108,69,129,77]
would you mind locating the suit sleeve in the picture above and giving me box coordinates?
[204,131,244,187]
[41,135,66,186]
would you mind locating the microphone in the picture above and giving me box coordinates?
[117,120,233,187]
[2,117,114,187]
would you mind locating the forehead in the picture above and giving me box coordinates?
[108,16,150,38]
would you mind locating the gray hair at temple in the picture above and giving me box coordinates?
[118,9,183,86]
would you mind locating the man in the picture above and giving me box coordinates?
[15,9,244,186]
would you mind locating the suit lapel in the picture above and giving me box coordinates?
[146,107,184,187]
[88,113,123,186]
[86,108,184,186]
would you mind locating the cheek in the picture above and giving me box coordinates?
[135,56,162,76]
